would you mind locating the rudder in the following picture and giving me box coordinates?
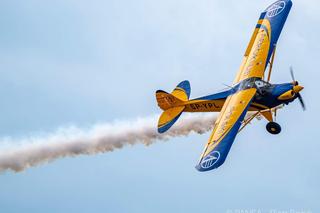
[171,80,190,101]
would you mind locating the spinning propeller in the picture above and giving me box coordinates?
[290,66,306,111]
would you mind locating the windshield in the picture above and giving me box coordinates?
[255,79,271,88]
[238,78,271,91]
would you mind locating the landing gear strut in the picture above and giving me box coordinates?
[266,122,281,135]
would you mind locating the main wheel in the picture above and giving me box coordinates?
[266,122,281,135]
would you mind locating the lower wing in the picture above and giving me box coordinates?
[196,88,257,172]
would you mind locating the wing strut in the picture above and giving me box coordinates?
[266,45,277,82]
[238,111,260,133]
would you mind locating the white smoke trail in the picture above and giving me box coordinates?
[0,113,217,173]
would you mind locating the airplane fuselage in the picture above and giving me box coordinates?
[183,79,301,112]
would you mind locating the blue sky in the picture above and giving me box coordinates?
[0,0,319,212]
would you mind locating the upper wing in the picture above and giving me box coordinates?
[195,1,293,172]
[233,0,292,84]
[195,88,257,172]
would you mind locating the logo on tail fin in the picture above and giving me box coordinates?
[266,1,285,18]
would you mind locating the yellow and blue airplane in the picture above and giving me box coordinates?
[155,0,305,172]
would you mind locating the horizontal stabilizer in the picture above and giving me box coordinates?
[158,106,185,133]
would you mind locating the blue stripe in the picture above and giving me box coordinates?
[176,80,191,99]
[195,98,254,172]
[259,12,267,20]
[263,0,292,69]
[158,112,183,133]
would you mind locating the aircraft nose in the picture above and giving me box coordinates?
[293,85,304,93]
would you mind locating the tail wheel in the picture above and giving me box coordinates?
[266,122,281,135]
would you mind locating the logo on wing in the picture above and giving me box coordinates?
[200,151,220,169]
[266,1,285,18]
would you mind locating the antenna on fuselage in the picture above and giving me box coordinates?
[222,83,236,92]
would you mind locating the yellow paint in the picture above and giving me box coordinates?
[260,110,273,122]
[158,106,185,128]
[278,90,294,100]
[200,88,257,159]
[181,99,270,113]
[293,85,304,93]
[172,87,188,101]
[156,91,183,110]
[233,19,271,84]
[183,99,225,112]
[278,85,304,100]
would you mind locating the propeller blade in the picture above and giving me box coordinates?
[290,66,296,82]
[290,66,299,85]
[290,66,305,111]
[297,93,306,111]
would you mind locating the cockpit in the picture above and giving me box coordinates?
[254,79,271,88]
[238,77,271,91]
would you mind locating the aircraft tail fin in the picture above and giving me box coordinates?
[155,80,190,133]
[171,80,191,102]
